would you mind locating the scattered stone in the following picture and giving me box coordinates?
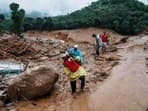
[144,40,148,50]
[114,36,128,45]
[106,57,120,61]
[144,47,148,50]
[0,31,122,110]
[97,55,120,62]
[0,37,38,60]
[111,61,119,67]
[0,90,7,102]
[107,46,117,52]
[100,72,108,78]
[0,100,4,108]
[4,106,16,111]
[48,50,61,57]
[98,78,103,82]
[0,84,7,90]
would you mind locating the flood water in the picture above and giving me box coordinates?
[15,36,148,111]
[0,61,24,75]
[89,36,148,111]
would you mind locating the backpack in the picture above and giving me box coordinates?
[64,59,79,72]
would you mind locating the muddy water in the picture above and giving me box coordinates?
[90,36,148,111]
[15,36,148,111]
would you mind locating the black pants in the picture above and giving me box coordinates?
[70,76,85,94]
[95,46,100,55]
[96,49,100,55]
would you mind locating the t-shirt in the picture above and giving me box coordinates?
[101,34,108,42]
[68,48,84,64]
[95,35,103,47]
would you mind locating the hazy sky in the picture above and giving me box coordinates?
[0,0,147,16]
[0,0,98,16]
[139,0,148,4]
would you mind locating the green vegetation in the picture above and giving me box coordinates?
[0,14,5,34]
[9,3,25,37]
[0,0,148,35]
[51,0,148,35]
[23,17,53,31]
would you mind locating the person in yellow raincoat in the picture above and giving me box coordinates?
[62,52,86,94]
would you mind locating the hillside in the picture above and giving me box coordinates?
[52,0,148,35]
[0,0,148,35]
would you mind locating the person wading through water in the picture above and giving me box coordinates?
[62,52,86,96]
[92,34,103,55]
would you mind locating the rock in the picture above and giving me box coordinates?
[0,84,8,90]
[144,43,148,50]
[0,90,7,102]
[111,61,119,67]
[106,56,120,61]
[100,72,108,77]
[3,106,16,111]
[107,46,117,52]
[48,50,61,57]
[0,100,4,108]
[114,36,128,45]
[97,54,120,62]
[7,67,59,100]
[0,37,38,60]
[120,37,128,43]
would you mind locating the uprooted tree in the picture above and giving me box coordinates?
[9,3,25,37]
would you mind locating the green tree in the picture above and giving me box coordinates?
[10,3,25,37]
[0,14,5,34]
[50,0,148,35]
[23,17,34,31]
[34,17,44,30]
[43,17,53,31]
[0,14,5,21]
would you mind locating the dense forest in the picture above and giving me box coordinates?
[0,0,148,35]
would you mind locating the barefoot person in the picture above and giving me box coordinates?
[62,52,86,94]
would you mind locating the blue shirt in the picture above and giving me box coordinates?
[68,48,84,64]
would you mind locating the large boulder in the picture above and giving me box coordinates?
[7,67,59,100]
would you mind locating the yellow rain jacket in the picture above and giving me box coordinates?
[64,66,86,81]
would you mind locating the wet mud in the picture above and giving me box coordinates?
[1,29,147,111]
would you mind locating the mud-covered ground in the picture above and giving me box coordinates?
[0,28,139,111]
[90,35,148,111]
